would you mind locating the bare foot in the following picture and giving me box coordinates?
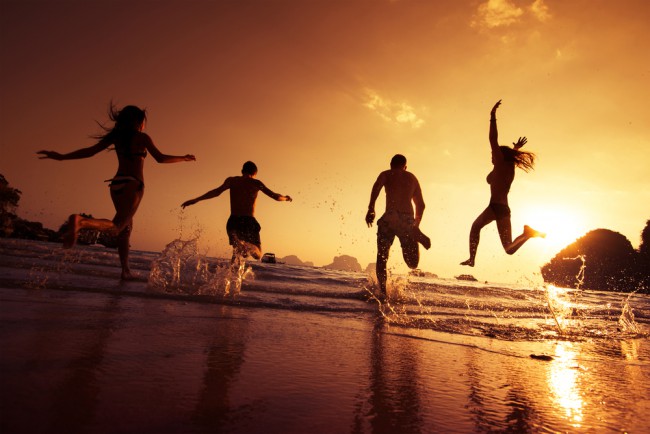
[248,246,262,260]
[460,258,475,267]
[121,270,137,281]
[524,225,546,238]
[416,229,431,250]
[62,214,82,248]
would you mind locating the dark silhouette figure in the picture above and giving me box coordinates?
[461,100,544,267]
[38,104,196,280]
[366,154,431,295]
[181,161,292,262]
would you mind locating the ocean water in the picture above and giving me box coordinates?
[1,238,649,433]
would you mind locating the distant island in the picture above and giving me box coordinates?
[541,224,649,293]
[278,255,314,267]
[323,255,362,272]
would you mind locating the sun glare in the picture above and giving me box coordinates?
[518,205,585,252]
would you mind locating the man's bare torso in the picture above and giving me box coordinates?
[227,176,262,216]
[381,169,420,215]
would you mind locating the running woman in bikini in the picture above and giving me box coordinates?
[38,103,196,280]
[460,100,544,267]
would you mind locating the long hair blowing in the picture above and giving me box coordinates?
[93,102,147,147]
[500,146,536,172]
[94,101,147,139]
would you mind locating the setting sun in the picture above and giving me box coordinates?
[519,205,586,252]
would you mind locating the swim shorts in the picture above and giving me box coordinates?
[377,211,416,244]
[489,202,511,219]
[226,216,261,248]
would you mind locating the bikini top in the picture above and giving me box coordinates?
[115,132,147,159]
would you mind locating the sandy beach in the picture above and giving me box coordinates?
[1,239,649,433]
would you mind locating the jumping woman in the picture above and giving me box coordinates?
[461,100,544,267]
[38,103,196,280]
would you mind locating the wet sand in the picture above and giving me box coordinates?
[1,285,649,433]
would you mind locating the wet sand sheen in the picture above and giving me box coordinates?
[1,286,648,434]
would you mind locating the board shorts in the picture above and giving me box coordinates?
[488,202,511,220]
[377,211,417,245]
[226,216,261,248]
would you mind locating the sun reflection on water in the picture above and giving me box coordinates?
[548,342,584,427]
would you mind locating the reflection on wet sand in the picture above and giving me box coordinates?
[466,345,537,432]
[548,342,584,428]
[1,293,122,434]
[51,295,121,433]
[353,319,423,434]
[192,305,248,431]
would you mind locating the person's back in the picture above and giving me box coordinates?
[113,132,149,181]
[382,168,420,215]
[228,176,263,216]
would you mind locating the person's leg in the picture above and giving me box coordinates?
[110,182,143,280]
[400,235,420,270]
[460,207,496,267]
[503,223,546,255]
[376,228,394,295]
[416,227,431,250]
[116,225,134,280]
[496,215,513,251]
[234,239,261,260]
[227,217,262,261]
[62,215,115,248]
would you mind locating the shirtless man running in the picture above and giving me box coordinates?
[181,161,292,261]
[366,154,431,295]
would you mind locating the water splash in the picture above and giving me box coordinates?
[545,285,572,334]
[569,255,586,291]
[618,293,640,334]
[545,255,587,335]
[147,238,253,297]
[363,272,411,319]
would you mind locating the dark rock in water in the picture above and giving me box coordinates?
[455,274,478,281]
[541,227,649,293]
[323,255,362,272]
[530,354,554,361]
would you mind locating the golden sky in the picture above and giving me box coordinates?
[1,0,649,284]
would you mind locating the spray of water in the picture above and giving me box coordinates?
[544,255,588,335]
[618,292,640,334]
[363,271,412,320]
[147,238,253,297]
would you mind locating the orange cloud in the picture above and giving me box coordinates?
[472,0,551,29]
[472,0,524,29]
[363,89,425,129]
[530,0,551,22]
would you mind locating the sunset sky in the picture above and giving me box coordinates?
[1,0,649,284]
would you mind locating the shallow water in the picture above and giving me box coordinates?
[1,238,649,433]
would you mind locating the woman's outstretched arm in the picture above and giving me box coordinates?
[141,133,195,163]
[489,100,502,162]
[37,139,111,161]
